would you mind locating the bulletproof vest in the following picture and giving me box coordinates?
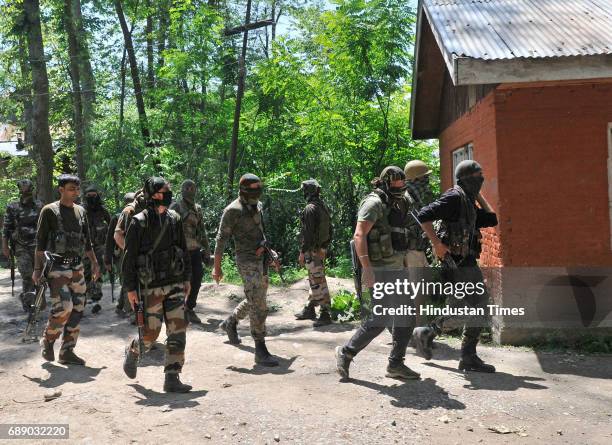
[301,199,332,248]
[174,199,204,251]
[134,209,185,286]
[87,208,109,247]
[46,202,86,257]
[437,186,482,258]
[364,190,410,262]
[404,190,429,251]
[10,200,43,246]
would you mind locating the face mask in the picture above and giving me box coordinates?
[85,195,101,208]
[153,190,173,207]
[458,176,484,196]
[20,191,33,202]
[241,189,262,205]
[182,188,196,203]
[406,176,433,204]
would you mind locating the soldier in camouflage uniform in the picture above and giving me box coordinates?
[294,179,333,327]
[104,192,135,316]
[82,185,111,314]
[122,177,192,393]
[113,190,146,322]
[36,174,100,365]
[335,167,421,381]
[214,173,279,367]
[2,179,43,311]
[170,180,212,324]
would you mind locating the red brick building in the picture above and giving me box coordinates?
[410,0,612,343]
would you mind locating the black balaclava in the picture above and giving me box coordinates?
[455,160,484,197]
[84,185,102,210]
[239,173,262,206]
[144,177,172,208]
[301,179,321,202]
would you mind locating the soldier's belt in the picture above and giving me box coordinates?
[391,227,410,234]
[56,256,82,266]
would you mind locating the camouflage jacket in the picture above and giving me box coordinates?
[85,206,111,248]
[215,198,264,262]
[170,198,210,253]
[2,199,43,248]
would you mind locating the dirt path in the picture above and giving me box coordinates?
[0,269,611,444]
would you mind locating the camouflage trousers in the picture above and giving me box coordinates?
[83,246,104,302]
[233,259,269,341]
[43,262,87,353]
[15,243,36,297]
[304,249,330,307]
[128,283,187,374]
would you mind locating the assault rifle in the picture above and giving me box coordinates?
[23,251,56,342]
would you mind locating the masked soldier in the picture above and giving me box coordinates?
[412,160,497,373]
[214,173,279,367]
[403,160,436,332]
[2,179,43,311]
[122,177,192,393]
[36,174,100,365]
[170,180,212,324]
[82,185,111,313]
[104,192,135,316]
[335,167,420,381]
[294,179,333,327]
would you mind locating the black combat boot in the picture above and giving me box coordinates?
[40,338,55,362]
[386,361,421,380]
[163,373,192,393]
[313,307,332,327]
[458,354,496,373]
[58,349,86,366]
[334,346,353,380]
[295,302,316,320]
[411,326,435,360]
[92,303,102,314]
[185,308,202,324]
[254,340,279,367]
[220,315,241,344]
[123,342,138,379]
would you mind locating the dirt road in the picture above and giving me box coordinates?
[1,270,611,444]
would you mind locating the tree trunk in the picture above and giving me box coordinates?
[64,0,86,180]
[119,45,127,132]
[23,0,54,203]
[114,0,151,146]
[227,0,252,198]
[146,0,155,102]
[72,0,96,165]
[17,35,33,146]
[157,1,169,70]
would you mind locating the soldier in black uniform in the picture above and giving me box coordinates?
[82,185,111,313]
[412,160,497,373]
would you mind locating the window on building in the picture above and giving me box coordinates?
[452,143,473,185]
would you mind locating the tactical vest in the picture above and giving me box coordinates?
[134,209,185,286]
[46,202,86,257]
[404,191,429,251]
[301,199,332,249]
[11,200,42,246]
[364,190,410,262]
[437,186,482,258]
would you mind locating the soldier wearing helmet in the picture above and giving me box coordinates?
[214,173,280,367]
[335,166,421,381]
[412,159,498,373]
[2,179,43,311]
[294,179,333,326]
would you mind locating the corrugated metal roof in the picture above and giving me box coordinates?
[424,0,612,60]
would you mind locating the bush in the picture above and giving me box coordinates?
[330,290,361,322]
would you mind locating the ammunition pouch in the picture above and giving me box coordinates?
[367,228,394,262]
[136,246,185,286]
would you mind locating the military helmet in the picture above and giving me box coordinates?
[404,160,432,181]
[454,160,482,180]
[239,173,261,191]
[380,166,406,183]
[301,179,321,196]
